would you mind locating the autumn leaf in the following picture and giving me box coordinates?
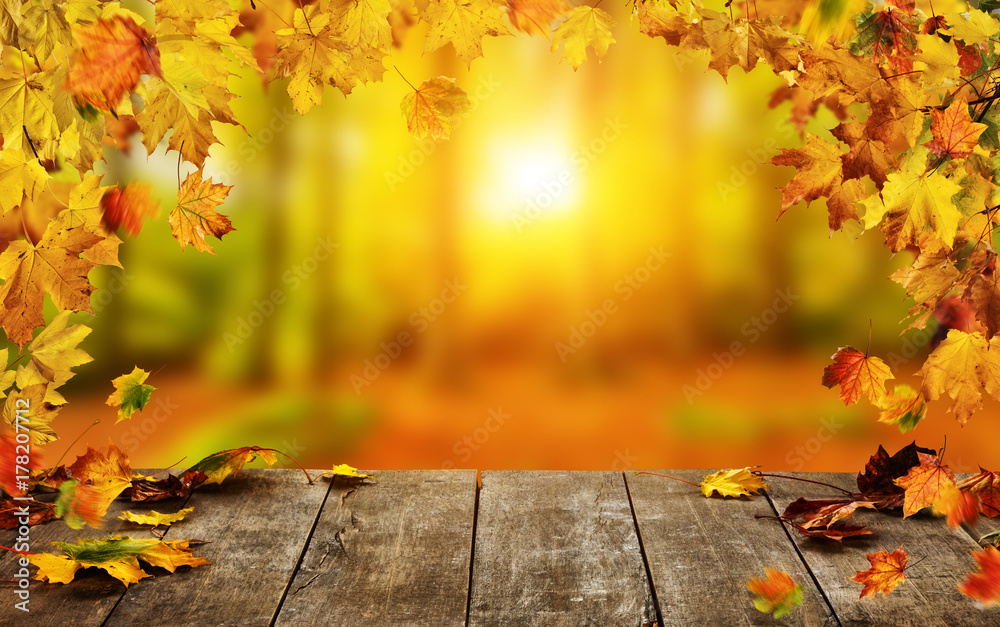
[822,346,893,406]
[550,6,615,70]
[187,446,278,486]
[172,169,234,254]
[118,507,194,527]
[22,310,92,387]
[856,442,937,509]
[788,522,874,541]
[329,0,393,50]
[422,0,510,68]
[322,463,373,480]
[505,0,571,37]
[925,97,988,160]
[918,329,1000,424]
[771,132,865,230]
[746,568,803,619]
[64,15,162,113]
[958,469,1000,518]
[125,470,206,503]
[943,10,1000,46]
[850,547,909,599]
[0,498,54,529]
[29,534,210,587]
[0,148,48,215]
[700,467,767,498]
[105,367,155,423]
[981,530,1000,548]
[877,385,927,433]
[100,183,159,236]
[2,384,61,446]
[19,0,72,61]
[894,451,956,517]
[54,478,105,529]
[400,76,471,141]
[700,13,801,79]
[0,428,42,496]
[958,545,1000,606]
[55,442,132,527]
[781,497,876,530]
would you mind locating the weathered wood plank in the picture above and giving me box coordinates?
[627,469,837,626]
[0,470,190,626]
[468,470,656,627]
[767,472,999,626]
[105,469,328,627]
[275,469,477,627]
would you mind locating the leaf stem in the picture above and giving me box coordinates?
[752,472,856,495]
[38,419,101,483]
[633,471,701,487]
[258,447,315,484]
[394,66,417,92]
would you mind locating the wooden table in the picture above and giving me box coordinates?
[1,470,997,626]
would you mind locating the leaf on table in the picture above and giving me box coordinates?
[29,534,210,587]
[918,329,1000,424]
[849,547,909,598]
[100,183,159,237]
[894,451,955,517]
[550,6,615,70]
[699,467,767,498]
[54,442,132,527]
[925,96,988,160]
[321,463,373,480]
[856,442,937,509]
[788,521,874,541]
[118,507,194,527]
[187,446,278,486]
[171,169,234,254]
[746,568,803,619]
[957,468,1000,518]
[958,545,1000,606]
[400,76,471,141]
[822,346,893,406]
[125,470,206,502]
[980,530,1000,548]
[782,497,876,530]
[64,15,162,113]
[0,498,54,529]
[105,367,155,423]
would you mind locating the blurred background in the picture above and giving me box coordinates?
[46,0,1000,473]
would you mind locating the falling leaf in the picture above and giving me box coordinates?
[29,534,210,587]
[118,507,194,527]
[925,96,988,160]
[105,367,155,423]
[877,385,927,433]
[0,428,42,496]
[55,442,133,527]
[171,169,235,254]
[958,469,1000,518]
[64,15,163,113]
[746,568,803,619]
[699,467,767,498]
[958,545,1000,606]
[822,346,894,406]
[400,76,471,141]
[54,478,105,529]
[322,464,373,480]
[850,547,909,598]
[505,0,571,38]
[918,329,1000,424]
[100,183,159,236]
[550,6,615,70]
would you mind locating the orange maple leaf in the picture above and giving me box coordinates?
[64,15,162,113]
[745,568,803,619]
[822,346,894,406]
[893,451,957,517]
[100,183,159,236]
[959,546,1000,607]
[957,469,1000,518]
[925,96,988,160]
[849,547,909,598]
[171,169,235,254]
[505,0,570,37]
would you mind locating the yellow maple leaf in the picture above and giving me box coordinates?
[20,310,92,389]
[330,0,393,50]
[171,169,235,254]
[400,76,471,141]
[550,6,614,70]
[136,78,221,167]
[505,0,571,38]
[423,0,510,68]
[700,467,767,498]
[0,148,47,215]
[106,367,155,423]
[700,12,800,80]
[943,10,1000,46]
[0,70,61,156]
[859,146,962,252]
[323,463,373,479]
[918,329,1000,424]
[914,33,960,86]
[1,383,60,446]
[18,0,72,61]
[29,535,209,587]
[119,507,194,527]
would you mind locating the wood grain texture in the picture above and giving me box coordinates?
[275,469,477,627]
[467,470,656,627]
[767,472,1000,626]
[627,469,837,626]
[0,472,191,626]
[105,469,328,627]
